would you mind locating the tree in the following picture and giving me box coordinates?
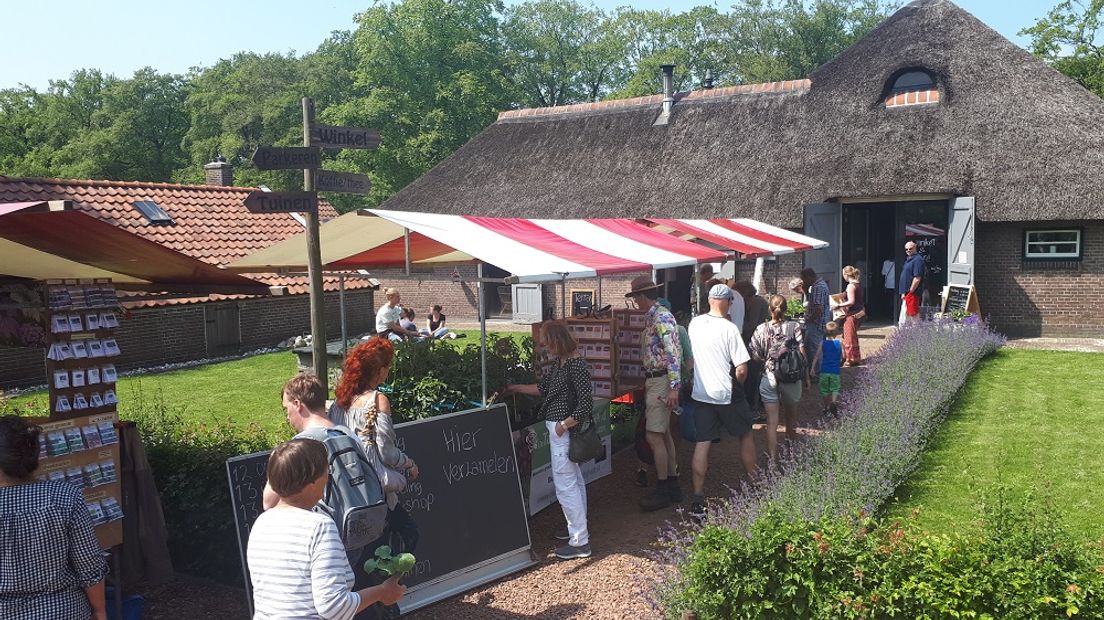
[1022,0,1104,98]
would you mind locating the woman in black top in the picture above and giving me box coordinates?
[422,305,459,339]
[837,265,865,365]
[503,321,593,560]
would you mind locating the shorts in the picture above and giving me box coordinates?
[644,376,673,433]
[759,373,802,405]
[691,397,753,442]
[819,373,841,396]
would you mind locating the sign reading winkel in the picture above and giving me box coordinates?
[243,191,318,214]
[310,125,381,150]
[251,147,321,170]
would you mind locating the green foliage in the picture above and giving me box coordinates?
[784,296,805,319]
[667,493,1104,619]
[1022,0,1104,98]
[363,544,416,576]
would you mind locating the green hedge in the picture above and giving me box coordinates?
[668,491,1104,619]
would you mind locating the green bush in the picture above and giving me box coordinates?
[667,491,1104,619]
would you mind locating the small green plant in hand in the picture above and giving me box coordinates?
[363,545,416,577]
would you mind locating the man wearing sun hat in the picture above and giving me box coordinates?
[686,283,756,521]
[625,275,684,511]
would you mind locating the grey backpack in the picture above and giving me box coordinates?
[316,426,388,551]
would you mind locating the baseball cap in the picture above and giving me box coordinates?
[708,283,734,301]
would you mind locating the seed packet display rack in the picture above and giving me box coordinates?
[35,279,125,549]
[531,309,648,399]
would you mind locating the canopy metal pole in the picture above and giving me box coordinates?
[560,275,567,318]
[752,257,765,295]
[478,262,488,405]
[339,274,348,357]
[403,228,411,276]
[596,277,602,313]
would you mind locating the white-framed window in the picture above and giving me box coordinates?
[1023,229,1082,260]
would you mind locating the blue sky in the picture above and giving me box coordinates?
[2,0,1047,90]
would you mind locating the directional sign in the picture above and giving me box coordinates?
[310,125,380,150]
[251,147,321,170]
[315,170,372,194]
[243,191,318,214]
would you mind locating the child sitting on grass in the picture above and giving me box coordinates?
[820,321,844,416]
[247,438,405,619]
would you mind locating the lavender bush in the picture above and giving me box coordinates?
[652,319,1005,613]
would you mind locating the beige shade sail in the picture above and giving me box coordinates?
[0,237,150,283]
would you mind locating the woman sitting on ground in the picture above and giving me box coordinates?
[0,415,108,620]
[750,294,808,462]
[421,305,460,339]
[247,438,405,619]
[503,321,594,560]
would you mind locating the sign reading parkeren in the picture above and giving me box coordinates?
[311,125,381,150]
[251,146,321,170]
[243,191,318,214]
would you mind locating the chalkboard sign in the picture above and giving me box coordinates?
[941,283,979,314]
[225,450,270,616]
[224,405,533,616]
[570,288,595,317]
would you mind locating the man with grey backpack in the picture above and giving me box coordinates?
[263,373,396,619]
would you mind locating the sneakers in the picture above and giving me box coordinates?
[639,485,672,512]
[555,543,592,560]
[634,468,648,487]
[554,529,570,541]
[688,495,707,523]
[666,476,684,503]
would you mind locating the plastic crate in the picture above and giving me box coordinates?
[105,587,145,620]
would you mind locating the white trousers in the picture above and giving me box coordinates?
[546,421,589,546]
[899,300,920,326]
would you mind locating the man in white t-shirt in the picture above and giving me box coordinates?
[686,283,756,521]
[375,288,419,342]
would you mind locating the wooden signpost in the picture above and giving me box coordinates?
[243,99,380,392]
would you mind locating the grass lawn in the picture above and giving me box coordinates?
[887,348,1104,541]
[7,330,529,435]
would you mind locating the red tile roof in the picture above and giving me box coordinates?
[0,176,376,302]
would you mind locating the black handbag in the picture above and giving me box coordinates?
[568,419,604,463]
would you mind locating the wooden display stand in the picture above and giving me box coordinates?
[34,279,125,549]
[940,283,981,316]
[532,308,648,399]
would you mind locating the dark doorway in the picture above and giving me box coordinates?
[657,266,693,316]
[482,264,511,318]
[842,200,948,321]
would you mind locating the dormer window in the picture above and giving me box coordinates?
[133,200,174,225]
[885,68,939,108]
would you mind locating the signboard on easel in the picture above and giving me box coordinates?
[941,283,980,315]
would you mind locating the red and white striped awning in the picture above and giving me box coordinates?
[228,209,828,283]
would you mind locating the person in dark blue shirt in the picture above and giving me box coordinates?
[898,241,926,325]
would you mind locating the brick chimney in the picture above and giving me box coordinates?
[204,155,233,186]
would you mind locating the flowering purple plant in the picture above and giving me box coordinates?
[648,318,1005,608]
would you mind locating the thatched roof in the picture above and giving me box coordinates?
[379,0,1104,226]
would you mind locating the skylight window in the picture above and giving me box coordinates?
[133,200,174,225]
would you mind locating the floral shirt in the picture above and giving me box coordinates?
[642,304,682,390]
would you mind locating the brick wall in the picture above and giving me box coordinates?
[371,265,482,322]
[976,221,1104,337]
[0,290,375,390]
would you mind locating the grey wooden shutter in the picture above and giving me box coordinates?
[511,283,542,324]
[947,197,975,286]
[802,203,842,294]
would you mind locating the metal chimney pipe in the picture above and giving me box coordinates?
[660,64,675,114]
[703,69,714,90]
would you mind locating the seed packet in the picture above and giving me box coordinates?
[67,286,86,307]
[87,340,104,358]
[54,370,70,389]
[100,312,119,329]
[71,342,89,359]
[97,421,118,445]
[100,287,118,305]
[101,339,120,357]
[72,394,89,410]
[66,466,86,488]
[85,313,101,330]
[101,497,124,521]
[64,427,86,451]
[58,343,73,360]
[71,369,86,388]
[38,435,48,459]
[100,460,117,483]
[102,389,118,406]
[87,367,100,384]
[54,396,72,413]
[86,501,106,525]
[48,285,71,309]
[48,470,67,483]
[84,463,104,487]
[89,393,104,408]
[101,365,117,383]
[85,286,103,307]
[82,424,103,448]
[51,315,70,333]
[68,314,83,332]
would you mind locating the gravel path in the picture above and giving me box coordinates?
[139,332,888,619]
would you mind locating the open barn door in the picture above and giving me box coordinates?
[803,203,841,293]
[947,197,975,286]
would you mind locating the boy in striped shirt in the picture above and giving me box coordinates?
[247,439,405,619]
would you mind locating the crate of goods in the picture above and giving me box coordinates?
[591,380,613,398]
[590,362,612,379]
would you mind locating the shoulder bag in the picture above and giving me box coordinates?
[554,360,604,463]
[351,392,408,494]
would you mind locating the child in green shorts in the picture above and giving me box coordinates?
[819,321,844,416]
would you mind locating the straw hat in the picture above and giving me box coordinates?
[624,275,664,297]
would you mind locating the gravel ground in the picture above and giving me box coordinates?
[139,331,888,620]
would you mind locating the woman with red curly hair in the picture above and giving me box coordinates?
[329,336,420,615]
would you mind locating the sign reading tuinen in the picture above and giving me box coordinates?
[243,190,318,214]
[310,125,381,150]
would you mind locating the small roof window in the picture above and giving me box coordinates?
[133,200,175,225]
[890,69,935,93]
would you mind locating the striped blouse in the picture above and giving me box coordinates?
[247,506,360,620]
